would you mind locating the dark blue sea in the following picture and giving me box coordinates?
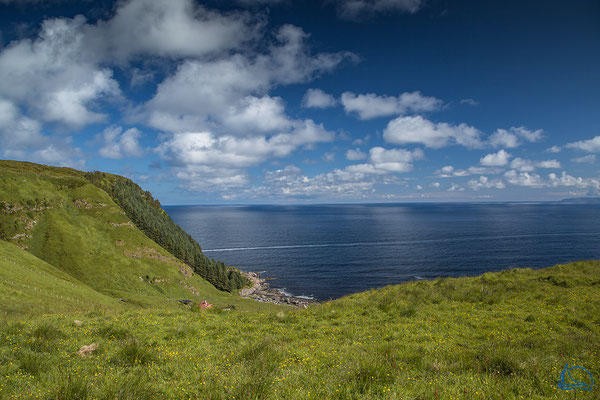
[163,203,600,300]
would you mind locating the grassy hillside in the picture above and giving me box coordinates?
[0,240,117,314]
[85,171,248,291]
[0,260,598,399]
[0,160,272,312]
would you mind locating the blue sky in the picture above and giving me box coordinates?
[0,0,598,204]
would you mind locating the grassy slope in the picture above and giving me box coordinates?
[0,160,275,312]
[0,240,116,314]
[1,161,598,399]
[0,260,598,399]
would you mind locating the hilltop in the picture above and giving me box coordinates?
[0,160,599,399]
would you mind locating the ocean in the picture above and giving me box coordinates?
[164,203,600,300]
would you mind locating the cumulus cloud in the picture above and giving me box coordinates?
[480,149,511,166]
[536,160,561,169]
[494,170,600,190]
[572,154,596,164]
[447,184,464,192]
[261,164,377,198]
[31,142,85,169]
[434,165,473,178]
[383,115,483,149]
[566,136,600,153]
[509,157,560,172]
[302,88,337,108]
[98,125,144,159]
[548,172,600,189]
[346,148,367,161]
[0,16,120,129]
[85,0,259,62]
[489,126,543,148]
[334,0,424,20]
[0,98,45,157]
[146,24,353,134]
[156,120,335,188]
[503,170,545,187]
[0,97,85,167]
[546,145,562,153]
[342,146,423,177]
[467,166,504,175]
[467,176,505,190]
[259,145,423,198]
[358,146,424,173]
[341,91,442,120]
[488,130,520,148]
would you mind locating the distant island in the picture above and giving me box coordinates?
[560,196,600,204]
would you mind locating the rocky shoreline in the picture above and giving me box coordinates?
[240,272,319,308]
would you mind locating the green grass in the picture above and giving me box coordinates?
[0,240,117,314]
[1,160,599,398]
[0,260,598,399]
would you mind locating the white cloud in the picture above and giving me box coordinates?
[448,184,464,192]
[546,145,562,153]
[0,97,85,167]
[302,88,337,108]
[503,170,545,187]
[31,142,85,169]
[536,160,561,169]
[159,121,333,168]
[362,146,424,173]
[222,95,292,134]
[146,24,353,134]
[489,126,543,148]
[572,154,596,164]
[439,165,454,174]
[460,98,478,106]
[156,120,335,188]
[260,164,378,198]
[566,136,600,153]
[480,149,511,166]
[98,125,144,159]
[0,16,121,129]
[0,97,45,157]
[341,91,442,120]
[434,165,472,178]
[279,146,424,196]
[509,157,560,172]
[346,148,367,161]
[85,0,259,62]
[431,182,441,188]
[467,166,504,175]
[467,176,505,190]
[322,152,335,162]
[334,0,424,20]
[383,115,483,149]
[548,172,600,189]
[489,130,519,148]
[510,126,543,142]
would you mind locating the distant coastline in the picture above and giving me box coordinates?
[560,196,600,204]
